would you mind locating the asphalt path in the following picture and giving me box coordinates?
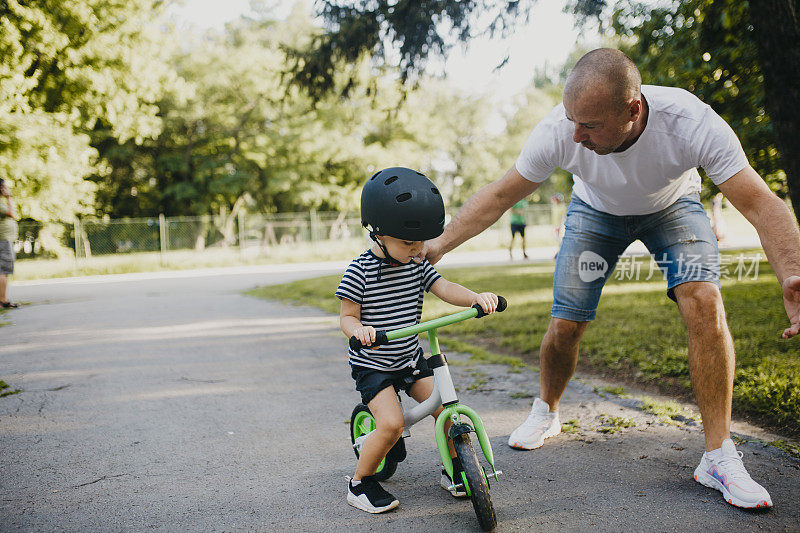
[1,254,798,532]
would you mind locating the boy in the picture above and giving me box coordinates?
[336,167,498,514]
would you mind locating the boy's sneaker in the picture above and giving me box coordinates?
[347,476,399,513]
[440,458,468,497]
[508,397,561,450]
[693,439,772,509]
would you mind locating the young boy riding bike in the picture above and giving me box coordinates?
[336,167,499,514]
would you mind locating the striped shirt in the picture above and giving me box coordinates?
[335,250,441,371]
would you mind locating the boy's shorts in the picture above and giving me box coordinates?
[510,223,526,237]
[351,350,434,405]
[551,192,720,322]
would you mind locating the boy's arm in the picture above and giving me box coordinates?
[429,278,498,313]
[339,297,377,346]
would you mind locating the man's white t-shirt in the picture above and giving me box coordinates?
[514,85,749,215]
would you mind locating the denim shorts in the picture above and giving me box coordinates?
[551,192,720,322]
[350,351,434,405]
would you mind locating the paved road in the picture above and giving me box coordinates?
[2,256,798,532]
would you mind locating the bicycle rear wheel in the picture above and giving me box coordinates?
[350,404,397,481]
[453,432,496,532]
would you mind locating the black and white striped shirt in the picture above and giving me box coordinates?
[335,250,441,371]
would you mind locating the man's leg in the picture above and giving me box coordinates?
[672,281,733,451]
[508,318,589,450]
[509,195,628,450]
[539,317,589,410]
[675,281,773,508]
[638,194,771,508]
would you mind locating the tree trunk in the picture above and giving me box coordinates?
[747,0,800,222]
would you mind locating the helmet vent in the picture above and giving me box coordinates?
[396,192,412,202]
[370,171,380,180]
[431,187,440,195]
[384,176,399,185]
[404,220,421,229]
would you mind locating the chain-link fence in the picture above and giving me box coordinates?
[68,211,372,260]
[13,204,568,263]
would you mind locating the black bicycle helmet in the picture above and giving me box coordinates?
[361,167,445,241]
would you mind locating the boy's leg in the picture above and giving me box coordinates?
[408,376,456,456]
[354,386,404,480]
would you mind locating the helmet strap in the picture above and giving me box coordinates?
[369,232,401,266]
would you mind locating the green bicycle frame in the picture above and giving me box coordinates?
[384,309,498,481]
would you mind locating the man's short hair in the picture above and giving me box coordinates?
[564,48,642,109]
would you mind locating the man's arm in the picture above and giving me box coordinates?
[718,166,800,283]
[718,166,800,338]
[423,165,541,264]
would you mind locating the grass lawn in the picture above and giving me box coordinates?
[248,251,800,438]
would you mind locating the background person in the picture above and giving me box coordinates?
[508,198,528,259]
[419,48,800,509]
[0,178,19,309]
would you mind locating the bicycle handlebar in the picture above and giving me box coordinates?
[349,296,507,352]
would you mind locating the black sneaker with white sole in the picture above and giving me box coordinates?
[347,476,399,513]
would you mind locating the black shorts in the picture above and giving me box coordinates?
[510,223,526,237]
[350,351,434,405]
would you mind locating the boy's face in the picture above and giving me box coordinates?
[377,235,424,264]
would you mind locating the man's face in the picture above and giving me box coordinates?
[564,93,638,155]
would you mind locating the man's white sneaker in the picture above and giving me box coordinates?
[508,397,561,450]
[693,439,773,509]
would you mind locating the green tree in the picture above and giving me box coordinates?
[572,0,800,216]
[295,0,800,222]
[0,0,177,247]
[607,0,788,201]
[286,0,534,100]
[94,5,507,223]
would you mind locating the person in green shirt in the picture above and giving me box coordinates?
[509,198,528,259]
[0,178,19,308]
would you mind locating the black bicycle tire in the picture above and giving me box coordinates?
[453,433,497,532]
[350,404,398,481]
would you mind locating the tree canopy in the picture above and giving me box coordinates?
[0,0,176,225]
[294,0,800,220]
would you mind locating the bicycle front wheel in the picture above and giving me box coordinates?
[453,433,496,532]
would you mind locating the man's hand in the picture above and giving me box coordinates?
[414,238,445,265]
[781,275,800,339]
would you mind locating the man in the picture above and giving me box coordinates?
[0,178,19,309]
[421,49,800,509]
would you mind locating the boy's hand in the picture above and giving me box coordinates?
[353,325,378,346]
[472,292,499,314]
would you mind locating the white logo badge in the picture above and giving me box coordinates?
[578,251,608,282]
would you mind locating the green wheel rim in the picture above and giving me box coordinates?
[352,410,386,472]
